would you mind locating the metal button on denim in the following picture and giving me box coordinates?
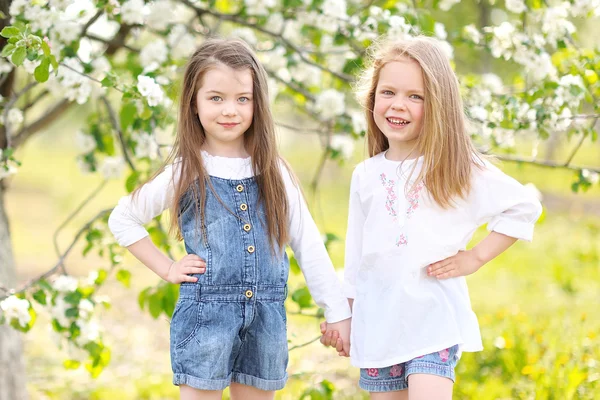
[247,245,255,253]
[243,224,251,232]
[240,203,248,211]
[245,290,253,298]
[236,185,244,192]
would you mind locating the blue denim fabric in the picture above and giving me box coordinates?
[359,345,460,392]
[170,176,289,391]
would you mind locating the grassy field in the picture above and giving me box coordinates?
[4,125,600,399]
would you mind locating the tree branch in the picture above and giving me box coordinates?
[491,153,600,174]
[0,208,113,301]
[11,99,72,148]
[101,97,136,171]
[288,335,321,352]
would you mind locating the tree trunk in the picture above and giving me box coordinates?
[0,183,28,400]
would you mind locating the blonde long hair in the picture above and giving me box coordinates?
[140,38,289,249]
[356,36,483,208]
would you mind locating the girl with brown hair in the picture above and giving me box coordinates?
[109,37,351,400]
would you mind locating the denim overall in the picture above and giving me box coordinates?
[170,176,289,391]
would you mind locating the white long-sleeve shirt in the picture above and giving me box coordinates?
[344,151,542,368]
[108,151,352,323]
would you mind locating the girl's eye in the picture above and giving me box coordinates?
[239,97,250,103]
[381,90,394,96]
[210,96,222,101]
[410,94,424,100]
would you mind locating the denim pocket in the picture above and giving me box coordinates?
[171,299,203,350]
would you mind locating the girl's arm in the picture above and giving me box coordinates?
[428,161,542,279]
[281,161,352,324]
[108,162,205,283]
[342,167,366,301]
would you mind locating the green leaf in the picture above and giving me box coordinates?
[41,40,51,57]
[65,307,79,318]
[101,74,116,88]
[289,254,301,275]
[32,289,47,305]
[162,283,179,317]
[38,279,53,291]
[291,286,313,309]
[125,170,141,193]
[11,47,27,66]
[49,55,58,72]
[95,269,108,285]
[0,44,15,57]
[116,269,131,288]
[34,58,50,83]
[148,292,163,319]
[120,102,137,132]
[0,26,20,38]
[64,291,82,305]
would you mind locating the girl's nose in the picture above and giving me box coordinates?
[391,100,406,111]
[222,102,237,116]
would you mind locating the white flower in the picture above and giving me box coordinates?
[0,59,13,74]
[505,0,527,14]
[86,270,99,286]
[100,156,125,179]
[140,39,168,68]
[463,24,481,44]
[133,132,159,159]
[24,5,56,35]
[494,336,506,349]
[291,63,322,87]
[388,15,412,38]
[92,56,111,75]
[559,74,585,88]
[75,130,96,153]
[137,75,165,107]
[244,0,277,16]
[438,0,460,11]
[49,0,73,10]
[329,134,354,159]
[78,299,94,319]
[76,319,100,345]
[582,169,599,184]
[0,296,31,327]
[438,41,454,60]
[529,52,557,82]
[481,73,504,94]
[351,111,366,134]
[51,296,71,328]
[315,89,345,120]
[434,22,447,40]
[267,13,285,33]
[9,0,28,16]
[231,28,258,46]
[120,0,146,25]
[556,108,572,131]
[262,46,288,72]
[53,275,78,293]
[146,0,178,30]
[322,0,347,19]
[0,164,18,180]
[469,106,488,121]
[7,109,24,127]
[22,59,41,75]
[55,20,80,44]
[168,25,197,60]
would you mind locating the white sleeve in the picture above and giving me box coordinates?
[282,162,352,323]
[471,161,542,242]
[108,163,178,247]
[343,167,365,299]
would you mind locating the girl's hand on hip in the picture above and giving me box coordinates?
[427,250,483,280]
[166,254,206,284]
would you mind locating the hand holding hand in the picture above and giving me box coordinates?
[319,318,351,357]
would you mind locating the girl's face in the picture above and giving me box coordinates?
[373,58,425,156]
[196,64,254,155]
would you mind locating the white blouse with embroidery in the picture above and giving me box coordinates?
[108,151,352,323]
[344,151,542,368]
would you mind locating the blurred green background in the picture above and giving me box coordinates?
[6,108,600,399]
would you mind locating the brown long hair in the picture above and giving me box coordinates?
[140,38,289,249]
[356,36,483,208]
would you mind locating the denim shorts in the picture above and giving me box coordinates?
[170,283,289,391]
[359,345,460,392]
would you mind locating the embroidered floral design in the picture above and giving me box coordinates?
[438,348,450,362]
[396,233,408,247]
[380,173,398,219]
[367,368,379,377]
[381,173,424,247]
[389,364,403,377]
[406,182,424,218]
